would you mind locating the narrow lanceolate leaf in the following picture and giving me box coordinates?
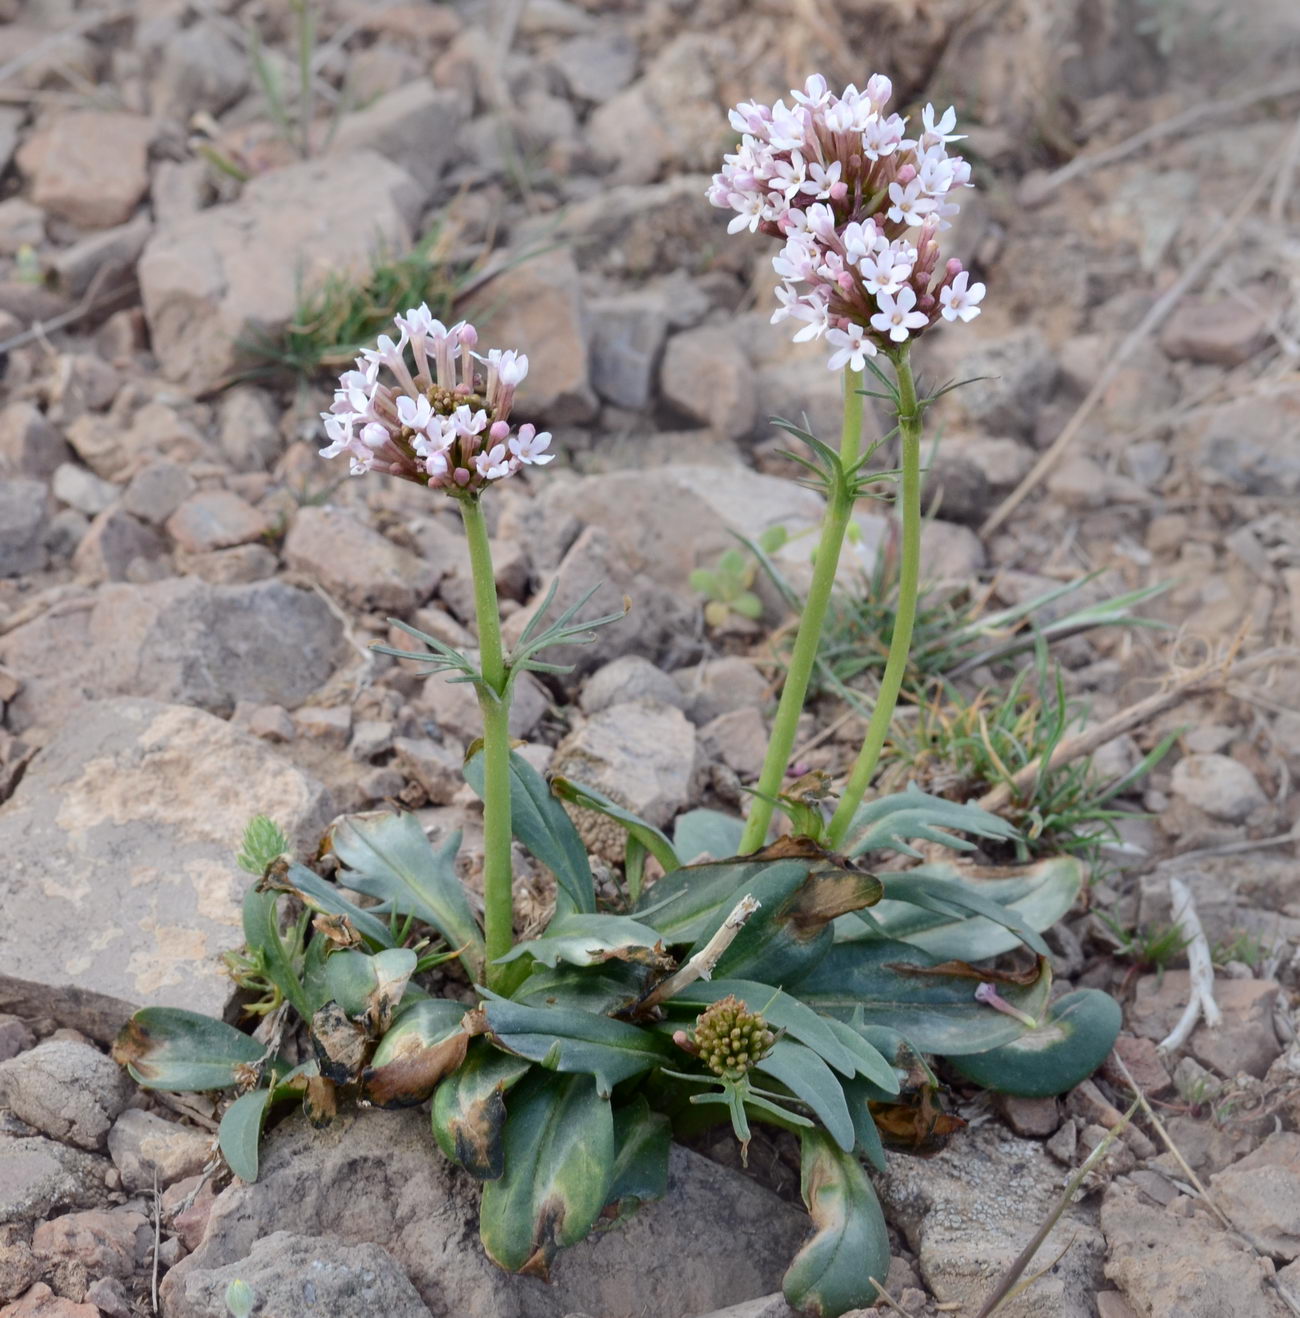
[842,785,1019,859]
[218,1088,272,1182]
[479,1072,615,1278]
[464,749,596,916]
[240,887,311,1019]
[672,808,745,863]
[329,812,485,980]
[795,941,1053,1056]
[754,1040,855,1152]
[112,1009,265,1092]
[783,1129,891,1317]
[432,1042,532,1180]
[495,913,673,971]
[836,856,1083,962]
[668,981,898,1094]
[361,999,472,1108]
[948,989,1122,1099]
[603,1097,671,1224]
[550,778,681,875]
[484,999,671,1099]
[263,858,395,949]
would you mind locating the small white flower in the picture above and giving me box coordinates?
[919,103,963,150]
[939,271,986,323]
[861,114,903,160]
[767,100,806,152]
[789,295,830,342]
[318,414,352,459]
[859,249,913,297]
[803,158,842,199]
[395,395,434,432]
[396,303,443,340]
[887,179,934,227]
[360,421,392,450]
[773,233,818,283]
[452,405,489,437]
[727,190,766,234]
[495,351,528,389]
[509,423,555,465]
[791,74,831,108]
[869,287,929,343]
[475,443,515,481]
[825,323,877,372]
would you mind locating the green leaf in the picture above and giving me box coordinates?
[507,963,649,1016]
[218,1088,271,1182]
[754,1040,855,1151]
[323,948,417,1021]
[497,912,671,970]
[841,1076,887,1172]
[237,815,289,876]
[329,812,485,979]
[634,855,811,946]
[264,859,395,949]
[483,999,671,1099]
[112,1009,265,1092]
[240,887,311,1019]
[464,750,595,917]
[550,778,680,875]
[224,1279,255,1318]
[362,998,471,1108]
[667,980,897,1093]
[732,590,763,619]
[479,1072,614,1277]
[783,1129,891,1317]
[432,1041,531,1179]
[948,989,1122,1098]
[837,856,1083,961]
[843,785,1019,859]
[795,942,1054,1056]
[604,1096,671,1223]
[673,808,744,862]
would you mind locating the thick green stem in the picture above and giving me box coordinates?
[826,349,923,850]
[459,497,513,988]
[739,367,865,854]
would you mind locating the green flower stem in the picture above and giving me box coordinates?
[739,366,865,854]
[459,496,513,988]
[826,347,922,850]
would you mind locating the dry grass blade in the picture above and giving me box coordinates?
[1158,876,1221,1053]
[980,145,1282,539]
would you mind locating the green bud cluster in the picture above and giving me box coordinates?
[692,995,776,1080]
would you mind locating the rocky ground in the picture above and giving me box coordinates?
[2,0,1300,1314]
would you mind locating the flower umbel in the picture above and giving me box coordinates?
[318,308,553,493]
[690,995,777,1081]
[709,75,987,369]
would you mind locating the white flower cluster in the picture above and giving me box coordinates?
[709,74,986,370]
[320,307,554,492]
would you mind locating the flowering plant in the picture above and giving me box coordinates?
[115,73,1122,1318]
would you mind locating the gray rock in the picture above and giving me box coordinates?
[107,1109,213,1191]
[48,214,152,302]
[661,325,757,439]
[0,578,343,733]
[1210,1132,1300,1260]
[0,479,49,576]
[152,22,247,123]
[551,700,698,858]
[1160,295,1268,366]
[1198,385,1300,495]
[0,1134,113,1226]
[392,737,462,804]
[165,490,269,554]
[947,327,1059,440]
[139,152,421,392]
[284,506,437,614]
[580,656,684,715]
[0,1015,35,1062]
[0,403,70,478]
[416,667,548,744]
[51,463,120,517]
[879,1122,1104,1317]
[216,386,281,473]
[160,1108,808,1318]
[1170,753,1266,822]
[1102,1182,1289,1317]
[167,1232,434,1317]
[0,699,334,1041]
[460,250,596,425]
[331,83,465,203]
[588,293,668,411]
[672,658,771,726]
[549,33,639,104]
[699,707,768,780]
[122,461,196,525]
[0,1041,134,1150]
[71,506,168,583]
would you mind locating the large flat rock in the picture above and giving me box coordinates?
[0,699,334,1041]
[162,1107,809,1318]
[0,578,344,736]
[139,150,421,392]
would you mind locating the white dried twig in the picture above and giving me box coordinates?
[1158,876,1221,1054]
[638,895,760,1010]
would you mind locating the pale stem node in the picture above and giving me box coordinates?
[1158,875,1222,1054]
[639,895,761,1010]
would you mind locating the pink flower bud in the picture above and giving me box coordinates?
[489,419,510,443]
